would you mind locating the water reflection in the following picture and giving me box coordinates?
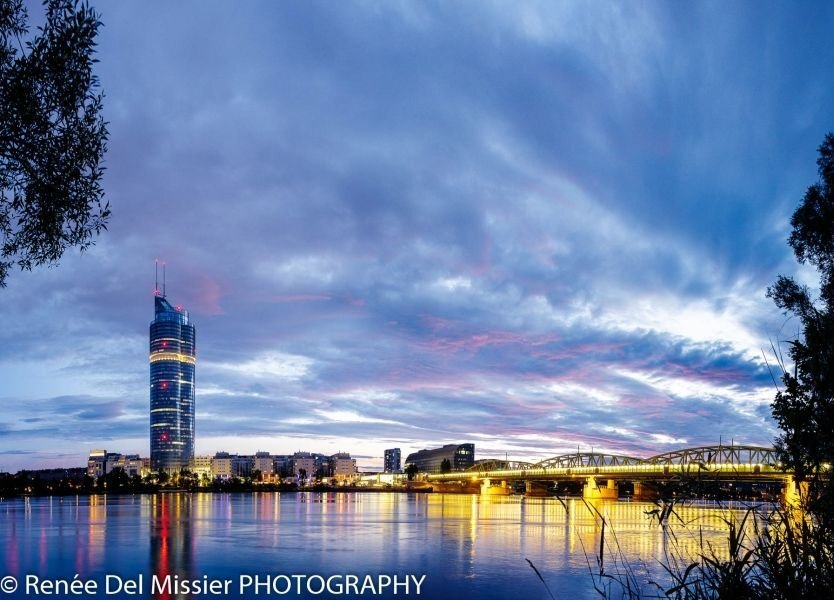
[1,493,774,599]
[149,494,194,600]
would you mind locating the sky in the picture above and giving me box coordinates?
[2,1,834,471]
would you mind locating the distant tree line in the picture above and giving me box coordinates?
[0,467,302,498]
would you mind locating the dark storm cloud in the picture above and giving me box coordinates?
[1,1,833,468]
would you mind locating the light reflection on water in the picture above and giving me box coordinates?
[1,493,771,599]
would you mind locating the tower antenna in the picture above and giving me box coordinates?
[155,259,159,296]
[162,262,167,298]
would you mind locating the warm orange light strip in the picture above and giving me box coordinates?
[149,352,196,365]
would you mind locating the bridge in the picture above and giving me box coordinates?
[424,445,805,504]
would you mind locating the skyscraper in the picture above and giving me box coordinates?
[149,278,196,472]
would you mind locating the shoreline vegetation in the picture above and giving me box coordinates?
[522,492,833,600]
[0,470,438,499]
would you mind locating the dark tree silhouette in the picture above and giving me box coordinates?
[768,132,834,528]
[440,458,452,473]
[0,0,108,287]
[405,463,418,481]
[99,466,128,491]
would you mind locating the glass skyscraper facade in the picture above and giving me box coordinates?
[150,293,196,472]
[384,448,401,473]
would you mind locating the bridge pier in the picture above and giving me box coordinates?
[583,477,618,500]
[480,478,511,496]
[632,482,658,502]
[782,477,809,510]
[525,480,550,497]
[480,478,490,495]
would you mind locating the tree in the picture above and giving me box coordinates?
[100,466,128,491]
[178,468,198,490]
[768,132,834,528]
[440,458,452,474]
[405,463,419,481]
[0,0,108,287]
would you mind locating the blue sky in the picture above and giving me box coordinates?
[2,1,833,471]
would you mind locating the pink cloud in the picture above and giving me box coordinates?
[420,328,561,354]
[193,275,224,315]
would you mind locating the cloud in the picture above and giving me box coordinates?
[2,1,833,469]
[204,352,314,381]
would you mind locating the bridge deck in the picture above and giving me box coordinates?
[426,462,790,482]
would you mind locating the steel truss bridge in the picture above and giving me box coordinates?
[425,445,790,484]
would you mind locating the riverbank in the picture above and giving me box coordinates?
[0,482,440,499]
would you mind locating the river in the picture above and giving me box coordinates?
[0,492,767,599]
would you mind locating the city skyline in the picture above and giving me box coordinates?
[2,2,834,471]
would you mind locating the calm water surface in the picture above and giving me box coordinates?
[1,493,765,599]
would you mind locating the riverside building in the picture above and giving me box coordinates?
[404,444,475,473]
[384,448,401,473]
[149,271,196,473]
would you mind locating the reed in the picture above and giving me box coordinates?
[528,495,834,599]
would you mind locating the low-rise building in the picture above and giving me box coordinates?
[253,452,274,477]
[87,450,149,479]
[357,472,402,487]
[291,452,316,482]
[329,453,357,482]
[232,455,254,477]
[110,454,144,477]
[212,452,233,480]
[190,455,213,480]
[273,455,291,478]
[87,449,107,479]
[404,443,475,474]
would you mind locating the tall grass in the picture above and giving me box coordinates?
[648,502,833,599]
[530,495,834,599]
